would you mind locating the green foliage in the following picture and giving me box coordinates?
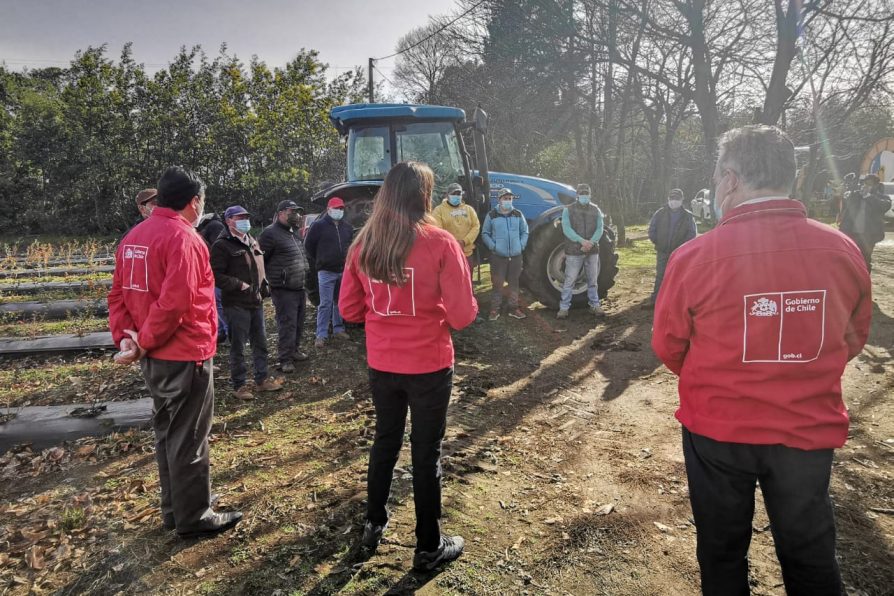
[0,45,366,234]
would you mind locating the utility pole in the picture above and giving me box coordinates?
[368,58,374,104]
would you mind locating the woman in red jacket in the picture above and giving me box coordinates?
[339,161,478,571]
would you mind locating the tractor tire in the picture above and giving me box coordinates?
[522,222,619,309]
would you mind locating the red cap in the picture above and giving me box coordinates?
[328,197,345,209]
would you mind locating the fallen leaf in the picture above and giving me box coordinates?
[653,522,672,533]
[544,517,562,525]
[76,445,97,457]
[27,545,45,570]
[595,503,615,516]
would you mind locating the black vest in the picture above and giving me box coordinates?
[652,207,694,254]
[565,202,602,255]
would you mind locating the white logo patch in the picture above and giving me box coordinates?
[742,290,826,363]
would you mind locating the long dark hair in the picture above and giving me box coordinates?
[352,161,434,284]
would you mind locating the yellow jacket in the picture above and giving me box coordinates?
[432,199,480,256]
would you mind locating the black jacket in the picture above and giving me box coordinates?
[210,231,268,309]
[304,214,354,273]
[840,188,891,244]
[197,213,226,248]
[258,220,309,290]
[648,206,697,254]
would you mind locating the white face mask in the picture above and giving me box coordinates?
[668,199,683,210]
[191,197,205,227]
[499,199,513,211]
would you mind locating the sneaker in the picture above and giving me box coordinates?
[234,386,254,401]
[488,310,500,321]
[508,308,527,320]
[314,337,326,349]
[360,520,387,550]
[412,535,465,571]
[280,362,295,374]
[556,309,569,320]
[256,378,283,392]
[332,332,350,341]
[590,304,606,317]
[293,351,310,362]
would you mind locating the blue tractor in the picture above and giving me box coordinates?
[311,103,619,308]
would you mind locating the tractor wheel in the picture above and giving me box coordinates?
[522,223,619,309]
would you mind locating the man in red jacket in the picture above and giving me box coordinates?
[652,126,871,596]
[109,166,242,538]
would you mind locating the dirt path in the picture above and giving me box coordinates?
[1,234,892,595]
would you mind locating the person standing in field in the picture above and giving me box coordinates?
[432,182,481,277]
[652,126,871,595]
[838,173,891,272]
[108,166,242,538]
[211,206,282,400]
[557,183,605,320]
[304,197,354,348]
[259,200,311,372]
[339,161,478,571]
[647,188,697,305]
[481,188,528,321]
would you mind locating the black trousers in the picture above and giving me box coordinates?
[140,357,214,530]
[271,287,306,364]
[682,428,842,596]
[366,367,452,553]
[224,305,269,389]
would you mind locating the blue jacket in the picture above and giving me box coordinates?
[304,214,354,273]
[482,208,529,257]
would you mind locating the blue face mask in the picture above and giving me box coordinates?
[234,219,251,234]
[447,195,462,207]
[578,195,591,205]
[328,208,344,221]
[499,199,513,211]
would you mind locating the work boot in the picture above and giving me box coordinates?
[507,308,527,320]
[177,510,243,539]
[333,331,350,341]
[234,386,254,401]
[257,378,283,392]
[280,362,296,374]
[360,520,388,551]
[556,309,569,320]
[590,304,606,318]
[488,309,500,321]
[412,535,465,571]
[293,351,310,362]
[163,494,221,530]
[314,337,327,349]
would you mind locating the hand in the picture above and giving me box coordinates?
[241,282,250,291]
[113,329,146,365]
[580,240,594,252]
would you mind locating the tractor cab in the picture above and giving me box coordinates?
[313,104,490,227]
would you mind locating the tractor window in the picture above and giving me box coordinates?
[395,122,465,197]
[348,126,390,181]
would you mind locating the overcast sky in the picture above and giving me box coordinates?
[0,0,458,86]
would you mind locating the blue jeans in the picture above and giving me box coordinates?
[214,287,228,338]
[316,270,345,339]
[559,252,600,310]
[223,305,269,389]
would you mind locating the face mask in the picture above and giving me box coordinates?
[234,219,251,234]
[447,195,462,207]
[668,199,683,210]
[499,199,513,211]
[328,208,344,221]
[577,195,590,205]
[192,198,205,227]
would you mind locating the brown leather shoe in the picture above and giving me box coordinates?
[256,378,283,392]
[234,386,254,401]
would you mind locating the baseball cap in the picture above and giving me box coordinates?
[668,188,684,201]
[446,183,463,195]
[577,183,591,195]
[327,197,345,209]
[135,188,157,207]
[224,205,250,219]
[497,187,514,198]
[276,200,302,212]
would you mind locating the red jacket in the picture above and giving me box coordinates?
[339,224,478,374]
[108,207,217,361]
[652,198,871,450]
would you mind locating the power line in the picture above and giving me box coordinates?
[373,64,396,87]
[373,0,488,61]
